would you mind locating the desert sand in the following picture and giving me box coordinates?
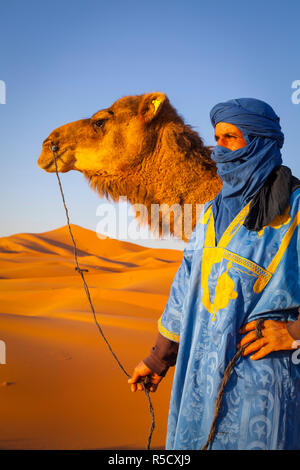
[0,225,183,449]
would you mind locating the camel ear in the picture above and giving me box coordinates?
[138,92,166,123]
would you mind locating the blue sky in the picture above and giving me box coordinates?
[1,0,299,249]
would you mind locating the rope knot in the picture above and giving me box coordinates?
[75,267,89,273]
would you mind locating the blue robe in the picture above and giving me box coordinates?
[159,188,300,450]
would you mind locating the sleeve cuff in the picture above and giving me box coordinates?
[287,315,300,340]
[143,332,179,377]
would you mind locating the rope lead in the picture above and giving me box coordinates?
[201,318,265,450]
[50,146,155,450]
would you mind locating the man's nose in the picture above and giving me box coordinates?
[217,136,226,146]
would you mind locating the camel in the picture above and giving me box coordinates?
[38,92,222,241]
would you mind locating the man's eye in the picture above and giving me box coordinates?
[94,119,106,128]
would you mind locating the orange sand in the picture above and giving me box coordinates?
[0,225,182,449]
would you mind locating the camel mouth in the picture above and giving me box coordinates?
[38,148,70,173]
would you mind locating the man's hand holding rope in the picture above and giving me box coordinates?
[128,361,163,393]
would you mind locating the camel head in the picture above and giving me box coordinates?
[38,92,221,240]
[38,92,181,175]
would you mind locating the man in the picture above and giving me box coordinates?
[128,98,300,450]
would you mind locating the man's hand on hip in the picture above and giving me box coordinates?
[238,319,295,360]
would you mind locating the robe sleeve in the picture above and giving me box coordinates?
[143,206,205,375]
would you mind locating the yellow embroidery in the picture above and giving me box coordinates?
[257,204,291,238]
[200,205,212,225]
[223,250,272,282]
[200,202,251,248]
[201,203,251,321]
[204,212,215,247]
[218,203,251,248]
[201,246,271,322]
[201,247,224,317]
[212,262,238,321]
[254,209,300,293]
[158,316,180,343]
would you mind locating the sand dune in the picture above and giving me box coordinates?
[0,226,182,449]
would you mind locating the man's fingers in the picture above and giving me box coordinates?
[128,372,152,392]
[128,372,141,384]
[239,319,276,335]
[239,321,257,334]
[128,367,148,385]
[250,345,272,360]
[131,379,157,393]
[130,380,146,392]
[242,338,266,356]
[128,361,163,393]
[238,331,257,348]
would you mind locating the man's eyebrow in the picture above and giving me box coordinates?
[214,132,239,139]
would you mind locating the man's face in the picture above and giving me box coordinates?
[214,122,247,151]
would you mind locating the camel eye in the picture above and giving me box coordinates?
[94,119,106,129]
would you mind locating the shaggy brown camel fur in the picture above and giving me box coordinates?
[38,92,222,241]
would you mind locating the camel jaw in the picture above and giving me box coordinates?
[37,148,75,173]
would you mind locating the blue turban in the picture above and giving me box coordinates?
[209,98,284,243]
